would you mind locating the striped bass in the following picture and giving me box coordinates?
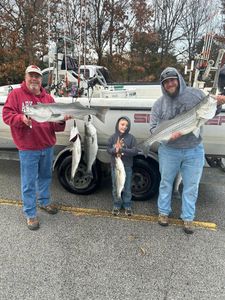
[115,156,126,198]
[84,120,98,177]
[23,102,108,123]
[69,123,81,180]
[141,95,217,156]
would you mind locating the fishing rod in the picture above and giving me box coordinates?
[210,49,225,95]
[193,33,214,88]
[77,0,84,96]
[46,0,54,94]
[62,0,69,96]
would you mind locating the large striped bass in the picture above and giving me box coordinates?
[23,102,108,123]
[115,156,126,198]
[84,120,98,177]
[69,123,82,180]
[141,95,217,156]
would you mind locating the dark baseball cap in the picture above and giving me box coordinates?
[160,69,178,83]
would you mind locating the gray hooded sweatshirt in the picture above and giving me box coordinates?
[150,67,221,148]
[107,116,138,167]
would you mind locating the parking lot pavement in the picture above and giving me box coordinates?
[1,204,225,300]
[1,160,225,299]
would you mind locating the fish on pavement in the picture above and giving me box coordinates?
[141,95,217,156]
[84,120,98,177]
[115,156,126,199]
[23,102,108,123]
[69,122,82,179]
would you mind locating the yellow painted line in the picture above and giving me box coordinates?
[0,198,217,230]
[0,199,22,206]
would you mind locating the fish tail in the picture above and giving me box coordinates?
[138,142,149,158]
[95,107,108,123]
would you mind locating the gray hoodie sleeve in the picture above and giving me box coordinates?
[149,99,162,134]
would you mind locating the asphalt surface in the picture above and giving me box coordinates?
[1,160,225,300]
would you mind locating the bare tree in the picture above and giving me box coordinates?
[85,0,131,64]
[152,0,187,64]
[179,0,218,62]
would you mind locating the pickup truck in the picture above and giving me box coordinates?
[1,90,225,201]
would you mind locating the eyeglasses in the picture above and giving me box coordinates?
[160,70,178,83]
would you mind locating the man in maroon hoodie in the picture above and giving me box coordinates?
[3,65,71,230]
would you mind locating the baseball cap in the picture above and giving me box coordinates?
[160,69,178,83]
[25,65,42,76]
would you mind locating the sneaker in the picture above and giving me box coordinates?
[39,204,58,215]
[112,208,120,216]
[158,214,169,226]
[183,221,194,234]
[125,208,132,216]
[27,217,39,231]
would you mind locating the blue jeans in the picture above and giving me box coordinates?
[111,166,132,209]
[158,143,205,221]
[19,147,54,218]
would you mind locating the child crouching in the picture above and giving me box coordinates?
[107,116,138,216]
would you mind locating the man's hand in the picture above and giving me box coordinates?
[215,95,225,105]
[170,132,182,141]
[22,115,32,127]
[64,115,73,121]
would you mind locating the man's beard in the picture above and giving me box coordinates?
[167,87,179,98]
[29,83,40,94]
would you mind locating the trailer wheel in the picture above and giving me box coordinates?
[57,155,101,195]
[132,158,160,201]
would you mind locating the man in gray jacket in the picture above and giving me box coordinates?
[150,67,222,234]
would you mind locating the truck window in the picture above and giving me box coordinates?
[42,71,51,88]
[98,68,111,83]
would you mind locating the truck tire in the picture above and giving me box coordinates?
[205,155,222,168]
[132,158,160,201]
[57,155,101,195]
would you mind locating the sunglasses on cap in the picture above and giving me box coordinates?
[160,70,178,83]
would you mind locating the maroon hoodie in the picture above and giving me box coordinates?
[2,82,65,150]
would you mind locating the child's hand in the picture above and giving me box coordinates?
[115,145,121,153]
[115,137,121,153]
[115,137,124,153]
[119,138,124,147]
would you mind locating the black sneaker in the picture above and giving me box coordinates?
[112,208,120,216]
[125,208,132,216]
